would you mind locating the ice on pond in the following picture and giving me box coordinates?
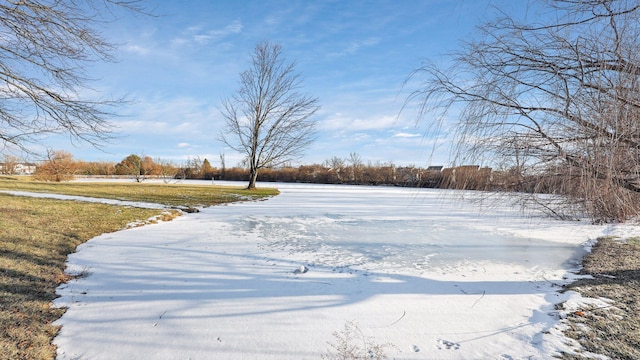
[209,183,591,275]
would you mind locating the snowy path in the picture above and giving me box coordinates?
[0,190,167,209]
[53,183,621,359]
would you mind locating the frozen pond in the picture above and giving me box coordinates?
[210,182,591,274]
[54,181,616,359]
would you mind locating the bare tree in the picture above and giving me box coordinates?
[115,153,151,182]
[325,156,346,183]
[220,41,320,189]
[184,156,202,179]
[33,149,76,182]
[1,154,19,175]
[348,152,364,184]
[406,0,640,222]
[219,152,226,179]
[155,157,179,183]
[0,1,144,154]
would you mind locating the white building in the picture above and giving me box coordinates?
[0,162,37,175]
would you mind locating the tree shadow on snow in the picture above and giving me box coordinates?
[56,240,573,320]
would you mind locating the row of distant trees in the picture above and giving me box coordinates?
[32,150,556,192]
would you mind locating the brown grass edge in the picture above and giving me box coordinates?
[559,237,640,359]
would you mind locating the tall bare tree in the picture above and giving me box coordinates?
[348,152,364,184]
[407,0,640,222]
[0,1,143,154]
[220,41,320,189]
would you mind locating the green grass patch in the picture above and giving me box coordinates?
[561,237,640,359]
[625,236,640,246]
[0,179,278,359]
[0,178,279,207]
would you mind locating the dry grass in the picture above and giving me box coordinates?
[0,195,165,359]
[0,178,278,359]
[561,237,640,359]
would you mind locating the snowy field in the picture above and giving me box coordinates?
[51,181,632,359]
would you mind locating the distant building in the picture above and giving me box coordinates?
[0,162,37,175]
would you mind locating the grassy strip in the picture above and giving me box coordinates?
[0,179,278,359]
[561,237,640,359]
[0,178,279,207]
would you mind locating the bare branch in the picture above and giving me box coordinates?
[0,1,144,154]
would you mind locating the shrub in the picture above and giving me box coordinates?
[322,321,394,360]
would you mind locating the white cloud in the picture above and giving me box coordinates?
[123,44,151,55]
[185,25,203,32]
[113,120,169,134]
[174,20,243,46]
[114,96,221,139]
[320,113,397,132]
[393,132,420,138]
[170,37,188,47]
[328,37,380,58]
[193,34,212,44]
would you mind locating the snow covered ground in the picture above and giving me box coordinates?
[52,182,632,359]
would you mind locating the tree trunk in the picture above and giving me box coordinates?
[247,166,258,189]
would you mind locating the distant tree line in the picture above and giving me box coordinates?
[32,151,565,194]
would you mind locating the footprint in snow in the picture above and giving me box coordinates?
[293,265,308,274]
[437,338,460,350]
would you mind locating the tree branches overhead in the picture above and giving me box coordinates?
[0,0,142,153]
[407,0,640,222]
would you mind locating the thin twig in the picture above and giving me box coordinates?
[471,291,486,308]
[385,310,406,327]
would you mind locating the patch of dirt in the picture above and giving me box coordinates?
[560,237,640,359]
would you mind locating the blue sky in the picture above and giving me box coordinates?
[44,0,511,168]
